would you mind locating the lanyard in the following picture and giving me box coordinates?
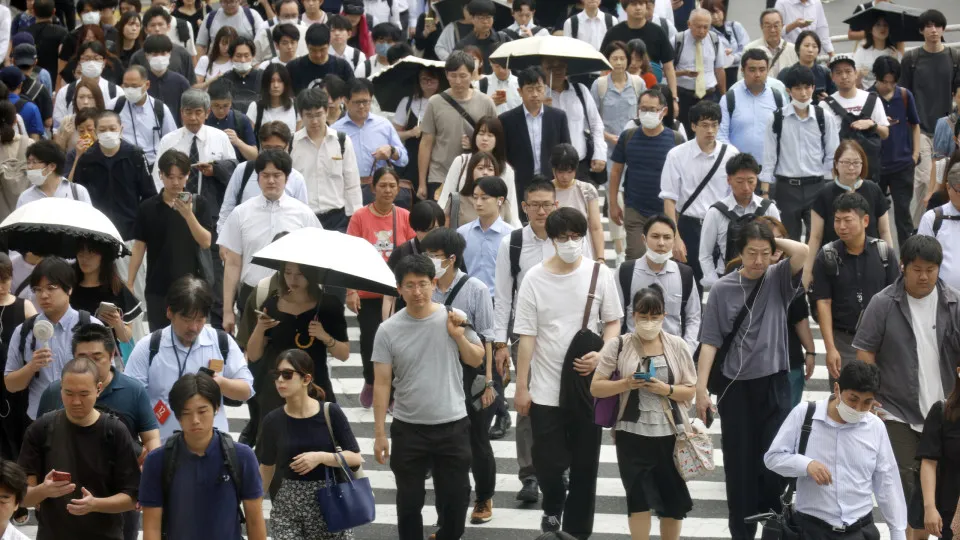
[171,338,196,378]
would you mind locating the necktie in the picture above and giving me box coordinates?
[188,134,200,188]
[695,40,706,99]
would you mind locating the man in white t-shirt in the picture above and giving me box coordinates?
[513,207,622,537]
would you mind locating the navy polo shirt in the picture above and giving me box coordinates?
[611,126,677,216]
[36,367,159,434]
[139,430,262,540]
[879,86,921,173]
[206,110,257,162]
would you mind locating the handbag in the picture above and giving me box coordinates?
[559,261,604,421]
[661,362,715,481]
[315,402,376,532]
[593,336,623,428]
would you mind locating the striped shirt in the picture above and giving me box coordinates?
[432,270,495,342]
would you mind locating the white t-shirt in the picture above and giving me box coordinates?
[819,88,889,128]
[196,56,234,79]
[853,44,900,89]
[513,259,623,407]
[246,102,298,134]
[907,290,943,431]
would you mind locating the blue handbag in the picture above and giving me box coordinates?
[315,402,375,533]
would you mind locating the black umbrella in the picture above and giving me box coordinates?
[432,0,513,31]
[370,56,446,113]
[0,198,130,258]
[843,3,923,43]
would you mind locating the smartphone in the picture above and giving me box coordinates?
[704,407,715,429]
[254,309,274,320]
[177,191,192,203]
[633,363,656,381]
[425,17,434,23]
[198,367,215,377]
[51,471,71,482]
[97,301,119,317]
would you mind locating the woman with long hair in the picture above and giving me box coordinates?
[257,349,362,539]
[626,38,658,89]
[53,79,104,150]
[195,25,237,87]
[550,143,605,262]
[442,150,506,229]
[853,16,901,90]
[117,11,143,68]
[246,63,297,138]
[437,116,519,227]
[591,285,697,540]
[393,66,447,189]
[413,1,443,60]
[779,31,836,104]
[0,252,37,462]
[0,101,33,220]
[701,0,749,83]
[61,29,123,86]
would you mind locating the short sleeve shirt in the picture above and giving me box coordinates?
[420,90,498,185]
[132,192,214,295]
[257,404,360,483]
[810,181,889,244]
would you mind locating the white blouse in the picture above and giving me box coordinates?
[246,101,298,134]
[436,153,521,229]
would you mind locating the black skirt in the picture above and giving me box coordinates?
[615,430,692,518]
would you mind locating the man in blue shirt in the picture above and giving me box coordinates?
[139,373,266,540]
[719,49,783,164]
[457,176,514,296]
[205,78,258,163]
[0,65,45,139]
[608,88,679,260]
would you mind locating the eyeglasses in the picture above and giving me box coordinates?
[401,282,433,292]
[31,284,62,296]
[524,201,555,211]
[271,369,304,381]
[838,160,863,168]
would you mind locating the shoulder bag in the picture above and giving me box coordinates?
[315,402,376,532]
[559,261,604,420]
[593,336,623,428]
[661,359,715,480]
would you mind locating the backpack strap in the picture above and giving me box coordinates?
[235,162,257,207]
[604,12,614,31]
[444,274,469,306]
[23,78,43,102]
[869,238,889,268]
[217,430,246,526]
[570,14,578,39]
[861,92,878,120]
[934,207,944,235]
[113,96,127,114]
[710,201,737,222]
[147,329,163,367]
[176,18,190,44]
[478,77,489,94]
[618,259,635,334]
[351,48,361,68]
[253,102,265,146]
[822,240,841,276]
[18,314,38,361]
[64,81,77,110]
[160,432,181,538]
[363,58,371,77]
[678,261,693,332]
[772,89,783,109]
[674,32,685,66]
[70,181,79,200]
[337,131,347,156]
[597,75,608,108]
[450,192,461,229]
[815,104,826,159]
[14,99,26,113]
[216,329,230,360]
[106,83,117,99]
[509,228,522,299]
[726,90,735,117]
[757,198,772,216]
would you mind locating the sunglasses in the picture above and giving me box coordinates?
[271,369,305,381]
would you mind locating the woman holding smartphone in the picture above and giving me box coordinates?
[70,239,141,355]
[590,285,697,540]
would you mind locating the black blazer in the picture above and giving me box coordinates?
[499,104,571,198]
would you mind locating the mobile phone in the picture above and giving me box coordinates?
[254,309,274,320]
[51,471,71,482]
[198,367,215,377]
[633,363,656,381]
[704,407,715,429]
[177,191,192,203]
[425,17,434,23]
[97,301,119,317]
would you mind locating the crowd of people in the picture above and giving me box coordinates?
[0,0,955,539]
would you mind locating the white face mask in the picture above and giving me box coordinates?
[836,396,867,424]
[646,249,672,265]
[80,11,101,25]
[634,319,662,340]
[791,98,812,110]
[233,61,253,74]
[122,85,145,103]
[148,55,170,73]
[638,111,662,129]
[279,16,298,24]
[98,131,121,149]
[555,238,583,263]
[432,257,449,280]
[26,167,47,186]
[80,60,104,79]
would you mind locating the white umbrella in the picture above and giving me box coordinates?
[251,228,398,297]
[490,35,613,75]
[0,198,129,258]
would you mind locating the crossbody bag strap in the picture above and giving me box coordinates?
[444,274,469,306]
[581,261,601,329]
[785,401,817,498]
[720,270,766,354]
[439,92,476,130]
[679,144,727,216]
[769,44,785,67]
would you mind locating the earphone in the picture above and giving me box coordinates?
[716,269,764,406]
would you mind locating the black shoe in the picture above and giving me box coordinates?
[540,514,561,533]
[516,478,539,503]
[489,413,511,440]
[562,469,570,491]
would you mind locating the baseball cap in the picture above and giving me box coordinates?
[12,44,37,68]
[0,66,24,91]
[11,32,35,49]
[342,0,364,15]
[828,53,856,71]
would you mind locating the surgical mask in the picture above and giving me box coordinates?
[80,11,101,25]
[638,111,661,129]
[122,85,145,103]
[791,98,812,110]
[646,249,672,265]
[80,60,104,79]
[432,257,449,279]
[98,131,121,149]
[375,42,390,58]
[634,319,662,341]
[26,167,47,186]
[279,16,298,25]
[148,55,170,73]
[836,397,867,424]
[555,238,583,263]
[233,61,253,74]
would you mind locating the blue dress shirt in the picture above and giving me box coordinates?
[458,217,514,296]
[332,113,408,176]
[718,82,782,161]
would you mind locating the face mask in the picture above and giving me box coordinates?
[80,11,101,25]
[99,131,121,149]
[122,85,144,103]
[638,111,661,129]
[233,61,253,74]
[279,16,298,25]
[26,167,47,186]
[148,55,170,73]
[791,98,812,110]
[555,238,583,263]
[836,396,867,424]
[375,42,390,57]
[432,257,449,279]
[634,319,662,340]
[646,249,672,265]
[80,60,104,79]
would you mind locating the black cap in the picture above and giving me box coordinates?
[342,0,364,15]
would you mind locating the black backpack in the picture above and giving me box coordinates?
[20,77,44,104]
[19,311,91,358]
[148,328,240,406]
[932,206,960,235]
[824,93,882,181]
[820,238,889,276]
[569,11,614,39]
[618,259,694,335]
[160,429,245,538]
[175,18,191,45]
[710,198,773,269]
[772,105,826,174]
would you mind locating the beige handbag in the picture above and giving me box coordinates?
[662,395,715,481]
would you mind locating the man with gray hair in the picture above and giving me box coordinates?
[107,65,178,167]
[743,9,800,79]
[673,8,726,134]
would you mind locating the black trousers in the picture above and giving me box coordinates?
[317,207,349,233]
[357,297,384,385]
[677,215,705,294]
[435,401,497,531]
[773,176,827,241]
[209,244,225,329]
[677,88,718,136]
[391,418,472,540]
[530,403,602,538]
[145,293,167,331]
[794,513,880,540]
[122,509,139,540]
[878,165,915,245]
[717,371,791,540]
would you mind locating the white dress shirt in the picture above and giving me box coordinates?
[216,163,310,233]
[764,399,907,540]
[217,194,322,286]
[743,38,800,78]
[493,225,556,343]
[775,0,834,53]
[290,127,362,215]
[0,523,30,540]
[253,22,309,63]
[674,31,725,92]
[364,0,401,27]
[562,10,610,52]
[152,126,237,192]
[479,72,522,115]
[354,55,390,79]
[547,81,607,162]
[659,140,739,219]
[106,95,178,164]
[698,193,782,287]
[330,44,367,70]
[761,103,840,184]
[53,77,116,130]
[917,201,960,291]
[16,178,92,207]
[524,105,544,175]
[617,257,701,353]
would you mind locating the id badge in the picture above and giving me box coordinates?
[153,400,171,424]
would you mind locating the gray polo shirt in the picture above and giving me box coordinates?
[852,279,960,425]
[699,259,802,381]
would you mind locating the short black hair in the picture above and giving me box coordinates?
[735,220,776,255]
[71,323,117,356]
[900,234,943,267]
[740,48,769,69]
[328,14,353,32]
[545,207,587,240]
[409,200,445,232]
[639,88,665,107]
[549,143,579,171]
[29,256,75,293]
[794,30,821,56]
[387,43,414,64]
[169,373,222,420]
[25,139,65,175]
[142,33,174,54]
[918,9,947,30]
[513,0,535,11]
[295,86,329,112]
[394,254,435,285]
[632,284,665,316]
[60,356,101,384]
[305,23,331,47]
[34,0,55,18]
[725,153,761,177]
[782,64,816,88]
[255,148,292,176]
[0,460,27,506]
[689,99,722,125]
[467,0,496,17]
[832,191,870,217]
[475,176,508,199]
[158,149,191,177]
[372,22,402,42]
[872,55,901,82]
[347,77,374,99]
[642,213,676,235]
[272,22,300,43]
[322,74,349,100]
[0,252,11,282]
[166,275,213,318]
[207,78,233,101]
[517,66,545,88]
[421,227,466,263]
[524,180,555,199]
[836,360,881,394]
[142,5,171,25]
[259,120,293,145]
[445,50,475,74]
[228,36,255,58]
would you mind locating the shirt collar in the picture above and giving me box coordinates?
[637,256,677,275]
[164,324,215,350]
[259,193,286,208]
[38,307,78,329]
[695,141,723,158]
[100,367,127,395]
[185,125,207,143]
[468,217,510,233]
[524,105,544,119]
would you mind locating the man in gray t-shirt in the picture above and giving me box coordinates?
[371,254,484,540]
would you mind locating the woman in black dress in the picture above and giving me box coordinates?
[245,262,349,432]
[0,252,36,461]
[913,362,960,540]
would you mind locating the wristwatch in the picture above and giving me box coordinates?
[805,351,816,357]
[485,380,495,389]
